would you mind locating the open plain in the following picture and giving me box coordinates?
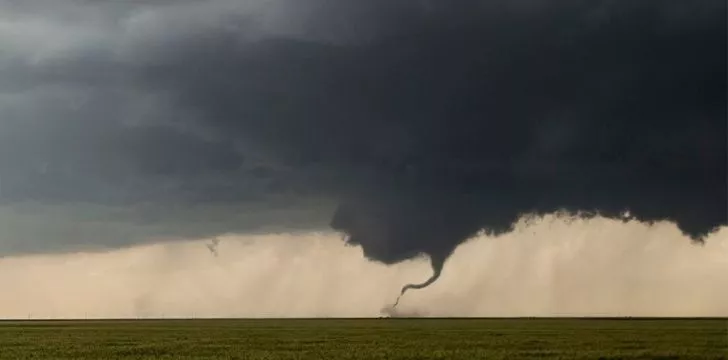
[0,318,725,359]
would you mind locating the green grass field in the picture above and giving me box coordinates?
[0,318,724,359]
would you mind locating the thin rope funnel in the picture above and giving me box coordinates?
[392,254,445,309]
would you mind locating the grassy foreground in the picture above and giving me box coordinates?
[0,318,725,359]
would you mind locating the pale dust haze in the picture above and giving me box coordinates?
[0,216,726,319]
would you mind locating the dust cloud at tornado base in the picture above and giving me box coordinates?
[0,216,726,319]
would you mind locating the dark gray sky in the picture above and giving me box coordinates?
[0,0,725,265]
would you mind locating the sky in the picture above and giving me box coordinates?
[0,0,726,317]
[1,219,727,318]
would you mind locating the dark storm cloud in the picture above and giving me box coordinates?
[130,1,727,270]
[0,0,725,265]
[0,0,337,254]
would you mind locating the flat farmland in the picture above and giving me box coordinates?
[0,318,725,359]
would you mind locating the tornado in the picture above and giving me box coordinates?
[6,0,722,297]
[392,254,446,308]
